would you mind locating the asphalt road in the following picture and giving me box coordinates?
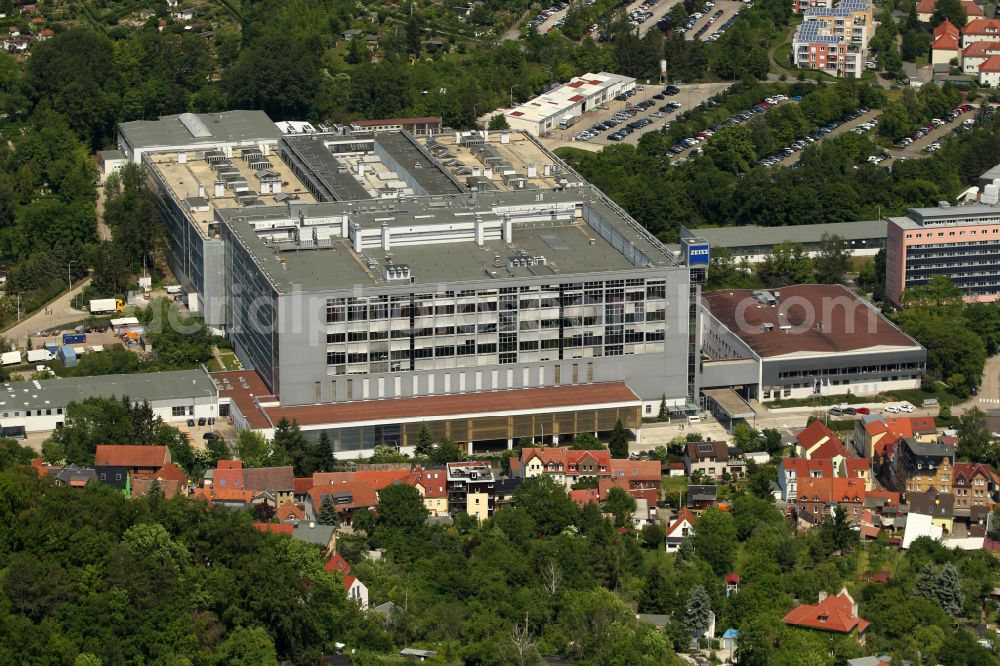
[2,278,92,349]
[774,110,880,167]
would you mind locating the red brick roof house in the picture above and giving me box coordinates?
[796,477,867,524]
[795,421,848,460]
[609,459,661,491]
[665,507,697,552]
[254,523,294,536]
[324,553,368,609]
[94,445,170,490]
[570,488,600,508]
[517,447,612,488]
[243,466,295,505]
[276,499,305,522]
[954,462,1000,510]
[783,588,869,642]
[779,458,834,502]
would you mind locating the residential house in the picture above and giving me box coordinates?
[980,55,1000,86]
[131,463,188,499]
[494,477,522,511]
[908,489,955,535]
[962,41,1000,75]
[961,18,1000,48]
[570,488,600,509]
[684,441,744,480]
[325,554,369,610]
[796,420,849,461]
[782,588,869,643]
[667,462,686,477]
[953,462,999,510]
[846,656,899,666]
[292,521,336,554]
[865,487,902,530]
[243,466,295,505]
[665,507,697,552]
[632,497,656,528]
[405,467,449,517]
[687,484,718,510]
[48,464,97,488]
[173,7,195,21]
[293,477,313,503]
[932,19,962,65]
[276,498,305,522]
[513,447,611,488]
[841,457,872,490]
[609,459,661,493]
[194,461,253,508]
[916,0,983,22]
[796,477,867,523]
[779,458,834,502]
[94,445,170,490]
[446,461,495,521]
[305,482,378,525]
[884,438,956,494]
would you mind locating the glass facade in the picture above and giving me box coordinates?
[323,278,669,376]
[905,240,1000,297]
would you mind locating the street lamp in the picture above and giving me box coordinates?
[510,85,519,109]
[67,260,75,290]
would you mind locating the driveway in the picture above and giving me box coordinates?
[3,278,92,349]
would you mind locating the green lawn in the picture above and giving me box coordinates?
[209,348,242,372]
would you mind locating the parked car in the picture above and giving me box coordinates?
[198,417,207,426]
[829,406,844,416]
[843,407,857,415]
[856,407,871,415]
[203,432,220,441]
[186,418,195,427]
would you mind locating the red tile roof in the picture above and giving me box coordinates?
[276,499,305,521]
[798,477,866,505]
[307,482,379,514]
[666,507,698,537]
[963,40,1000,56]
[797,421,849,459]
[294,477,314,495]
[243,466,295,493]
[916,0,935,12]
[725,574,741,584]
[866,487,901,507]
[963,18,1000,35]
[933,32,960,50]
[962,1,985,16]
[131,476,182,499]
[782,589,869,634]
[94,445,169,469]
[324,553,352,574]
[210,370,273,429]
[404,467,448,498]
[844,458,870,478]
[934,18,960,39]
[266,383,639,427]
[194,485,253,504]
[668,462,686,470]
[980,54,1000,72]
[782,457,835,478]
[520,447,613,472]
[954,462,1000,485]
[218,460,243,471]
[154,463,188,483]
[702,285,920,357]
[570,488,600,508]
[254,523,294,535]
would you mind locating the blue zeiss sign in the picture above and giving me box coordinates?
[688,243,710,266]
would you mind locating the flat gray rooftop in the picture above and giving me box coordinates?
[119,111,281,150]
[891,204,1000,228]
[221,187,679,293]
[281,133,374,201]
[0,369,216,412]
[689,220,886,248]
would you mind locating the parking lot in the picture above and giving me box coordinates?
[540,81,732,150]
[685,0,746,42]
[883,104,978,166]
[773,109,880,167]
[529,0,578,34]
[665,92,797,159]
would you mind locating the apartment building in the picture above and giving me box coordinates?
[793,0,872,78]
[882,438,956,494]
[446,461,495,521]
[886,204,1000,304]
[793,0,834,14]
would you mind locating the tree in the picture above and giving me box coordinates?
[814,233,851,284]
[214,626,279,666]
[640,564,672,613]
[603,487,637,528]
[757,242,814,287]
[271,418,309,474]
[608,420,629,458]
[570,432,605,450]
[705,125,757,174]
[932,0,967,27]
[878,101,912,142]
[313,431,334,473]
[658,395,668,421]
[691,507,738,574]
[935,562,965,616]
[415,422,434,457]
[641,523,666,549]
[429,437,465,464]
[236,429,271,468]
[488,114,509,130]
[254,502,277,523]
[820,505,858,553]
[345,34,368,65]
[318,496,339,526]
[956,407,990,463]
[375,482,428,533]
[513,475,580,537]
[683,585,712,637]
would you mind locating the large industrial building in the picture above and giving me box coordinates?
[885,202,1000,305]
[683,221,885,264]
[700,285,925,411]
[113,108,708,456]
[502,72,635,136]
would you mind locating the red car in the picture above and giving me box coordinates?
[856,407,871,415]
